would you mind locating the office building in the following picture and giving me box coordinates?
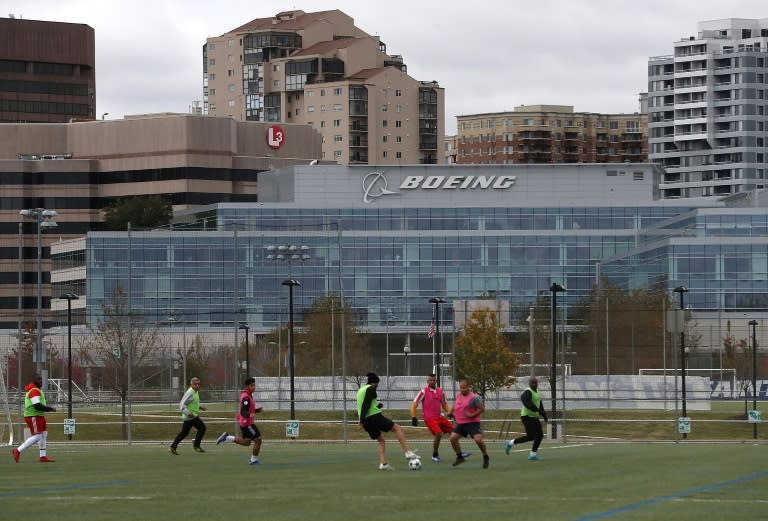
[0,17,95,123]
[649,18,768,199]
[0,115,322,330]
[204,9,444,165]
[456,101,647,164]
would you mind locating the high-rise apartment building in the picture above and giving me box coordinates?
[204,9,444,165]
[649,18,768,199]
[0,17,95,123]
[456,101,647,165]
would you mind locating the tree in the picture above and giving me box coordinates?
[102,195,172,230]
[80,285,162,438]
[722,320,753,416]
[454,308,519,399]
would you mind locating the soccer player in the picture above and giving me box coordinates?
[169,377,207,454]
[449,379,489,469]
[357,372,420,470]
[12,373,56,463]
[410,373,469,462]
[504,376,547,461]
[216,377,264,465]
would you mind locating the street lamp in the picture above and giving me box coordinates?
[428,297,446,386]
[673,286,689,438]
[403,344,411,376]
[550,282,567,440]
[59,292,78,440]
[20,208,57,375]
[384,308,394,397]
[239,324,250,378]
[282,279,301,420]
[748,319,758,440]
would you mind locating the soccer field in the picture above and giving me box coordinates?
[1,442,765,521]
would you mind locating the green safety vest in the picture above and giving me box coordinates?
[520,387,542,419]
[183,388,201,420]
[356,384,382,420]
[24,387,47,417]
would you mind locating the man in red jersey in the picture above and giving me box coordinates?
[410,373,469,462]
[13,373,57,463]
[216,377,264,465]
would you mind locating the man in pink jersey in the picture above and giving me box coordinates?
[410,373,469,462]
[448,379,489,469]
[216,377,264,465]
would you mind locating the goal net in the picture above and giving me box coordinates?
[639,368,737,397]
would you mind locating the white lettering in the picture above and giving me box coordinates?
[493,175,516,189]
[471,176,494,189]
[400,176,423,189]
[460,176,475,189]
[422,176,443,189]
[442,176,463,189]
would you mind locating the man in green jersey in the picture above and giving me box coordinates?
[357,372,419,470]
[170,377,208,454]
[12,373,57,463]
[504,376,547,461]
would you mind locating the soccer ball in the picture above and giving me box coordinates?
[408,458,422,471]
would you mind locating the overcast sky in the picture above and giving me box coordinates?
[8,0,768,133]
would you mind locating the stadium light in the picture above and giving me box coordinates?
[748,319,758,440]
[282,279,301,420]
[550,282,566,440]
[673,285,689,439]
[239,324,250,378]
[428,297,446,386]
[20,208,57,375]
[59,293,78,441]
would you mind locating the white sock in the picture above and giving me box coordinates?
[250,456,259,462]
[226,435,235,442]
[39,431,48,456]
[530,451,537,456]
[18,433,41,452]
[508,439,515,446]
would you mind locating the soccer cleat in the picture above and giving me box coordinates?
[169,447,178,455]
[193,447,205,453]
[505,440,513,455]
[216,432,228,445]
[528,454,540,461]
[12,448,20,463]
[39,456,54,463]
[404,450,420,459]
[378,462,394,471]
[460,451,472,458]
[483,455,490,469]
[431,455,441,462]
[249,459,260,465]
[452,455,466,467]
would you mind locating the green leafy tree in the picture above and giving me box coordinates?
[454,308,518,399]
[103,195,172,230]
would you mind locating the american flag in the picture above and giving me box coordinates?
[427,322,436,338]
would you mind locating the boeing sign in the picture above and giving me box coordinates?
[362,172,516,203]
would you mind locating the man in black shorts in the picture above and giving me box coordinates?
[216,377,263,465]
[357,372,420,470]
[449,379,490,468]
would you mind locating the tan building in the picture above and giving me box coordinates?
[443,135,458,164]
[0,114,322,331]
[204,9,444,165]
[456,100,647,165]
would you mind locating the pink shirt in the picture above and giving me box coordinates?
[237,390,256,428]
[453,391,482,424]
[412,386,446,420]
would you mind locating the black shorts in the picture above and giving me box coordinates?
[362,413,395,440]
[241,424,261,440]
[453,421,482,438]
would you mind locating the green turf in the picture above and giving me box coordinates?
[1,442,765,521]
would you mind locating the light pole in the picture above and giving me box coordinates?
[403,344,411,376]
[673,285,689,439]
[282,279,300,420]
[429,297,446,386]
[240,324,250,378]
[59,293,78,441]
[20,208,57,375]
[385,308,394,401]
[550,283,566,440]
[748,319,758,440]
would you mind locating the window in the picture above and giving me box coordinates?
[320,121,326,128]
[396,152,402,158]
[228,54,233,62]
[383,151,388,158]
[383,136,388,143]
[308,106,315,112]
[334,150,342,158]
[523,118,533,126]
[395,120,402,128]
[208,43,216,51]
[333,119,341,127]
[395,89,402,96]
[396,136,402,143]
[210,88,216,95]
[382,88,388,96]
[382,104,388,112]
[321,105,326,112]
[333,103,343,111]
[273,64,280,72]
[395,104,402,112]
[295,108,300,116]
[333,87,342,95]
[320,89,325,96]
[227,100,235,107]
[308,90,314,97]
[209,58,216,65]
[209,73,215,80]
[273,80,280,87]
[228,84,235,92]
[383,120,388,127]
[334,135,343,142]
[227,38,234,47]
[609,121,619,129]
[228,69,234,77]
